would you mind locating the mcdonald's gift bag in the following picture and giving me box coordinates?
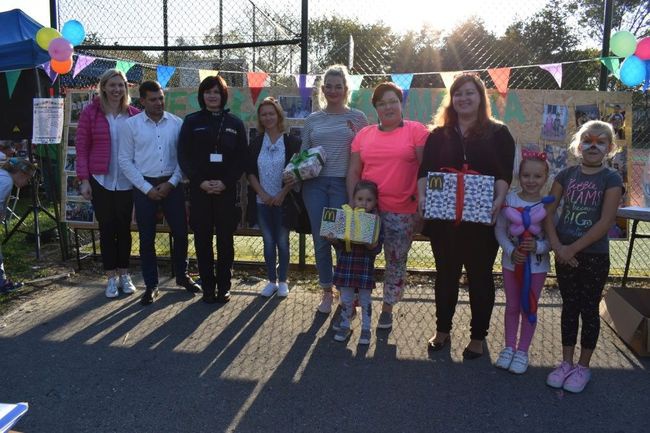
[283,146,327,182]
[319,205,380,249]
[424,170,494,224]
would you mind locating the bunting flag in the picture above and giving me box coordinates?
[295,74,317,104]
[600,57,621,79]
[348,74,364,91]
[198,69,219,83]
[73,55,95,78]
[40,62,58,83]
[390,73,414,90]
[115,60,135,75]
[157,65,176,88]
[246,71,269,105]
[539,63,562,88]
[5,70,21,98]
[439,71,457,89]
[487,67,511,95]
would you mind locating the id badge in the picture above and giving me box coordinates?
[210,153,223,162]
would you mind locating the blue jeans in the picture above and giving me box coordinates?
[257,203,289,282]
[302,176,347,288]
[133,184,189,289]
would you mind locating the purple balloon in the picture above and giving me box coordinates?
[48,37,74,62]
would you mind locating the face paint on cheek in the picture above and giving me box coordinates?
[580,134,609,154]
[580,142,609,153]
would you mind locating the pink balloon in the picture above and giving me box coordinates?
[48,37,73,62]
[635,37,650,61]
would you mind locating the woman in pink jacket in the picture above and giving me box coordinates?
[76,69,140,298]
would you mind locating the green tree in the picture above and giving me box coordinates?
[575,0,649,41]
[308,16,395,75]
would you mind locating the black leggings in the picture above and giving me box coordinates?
[430,222,499,340]
[556,252,609,350]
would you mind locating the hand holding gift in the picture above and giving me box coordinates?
[283,146,327,182]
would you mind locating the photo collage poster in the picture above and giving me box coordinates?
[62,91,94,225]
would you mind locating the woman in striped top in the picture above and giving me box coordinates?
[301,64,368,314]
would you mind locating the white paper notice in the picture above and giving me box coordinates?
[32,98,64,144]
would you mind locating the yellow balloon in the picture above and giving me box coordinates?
[35,27,62,50]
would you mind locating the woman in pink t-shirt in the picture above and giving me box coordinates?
[347,82,429,330]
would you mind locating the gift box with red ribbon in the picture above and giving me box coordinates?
[424,165,494,224]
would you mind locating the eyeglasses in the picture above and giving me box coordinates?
[375,99,401,109]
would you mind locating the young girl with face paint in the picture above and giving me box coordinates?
[543,120,623,393]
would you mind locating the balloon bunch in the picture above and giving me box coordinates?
[34,20,86,74]
[503,195,555,324]
[610,31,650,88]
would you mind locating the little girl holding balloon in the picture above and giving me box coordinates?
[494,150,552,374]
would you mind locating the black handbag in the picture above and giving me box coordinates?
[284,190,312,234]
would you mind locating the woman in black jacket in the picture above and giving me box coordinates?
[178,75,248,304]
[246,97,300,298]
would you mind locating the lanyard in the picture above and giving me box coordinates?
[455,125,468,164]
[211,111,225,154]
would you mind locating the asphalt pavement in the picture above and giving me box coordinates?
[1,272,648,433]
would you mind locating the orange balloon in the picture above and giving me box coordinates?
[50,57,73,74]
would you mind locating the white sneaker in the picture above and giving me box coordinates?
[105,276,119,298]
[260,282,278,297]
[277,282,289,297]
[119,274,136,294]
[508,351,529,374]
[317,292,334,313]
[495,347,514,370]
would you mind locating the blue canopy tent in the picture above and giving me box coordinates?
[0,9,50,72]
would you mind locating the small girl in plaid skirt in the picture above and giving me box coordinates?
[326,180,383,345]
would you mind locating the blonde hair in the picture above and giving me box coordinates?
[318,64,351,108]
[432,73,497,137]
[568,120,618,158]
[256,97,286,134]
[98,69,131,114]
[1,157,37,176]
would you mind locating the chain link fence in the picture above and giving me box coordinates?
[56,0,650,278]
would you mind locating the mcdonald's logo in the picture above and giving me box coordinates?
[322,208,338,222]
[428,174,444,191]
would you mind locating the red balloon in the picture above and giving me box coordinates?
[51,57,73,74]
[635,37,650,61]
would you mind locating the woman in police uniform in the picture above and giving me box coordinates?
[178,75,248,304]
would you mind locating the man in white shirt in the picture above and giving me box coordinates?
[119,81,200,305]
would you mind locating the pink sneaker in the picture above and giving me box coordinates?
[546,361,573,388]
[563,364,592,393]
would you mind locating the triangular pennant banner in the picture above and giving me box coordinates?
[246,71,269,88]
[198,69,219,83]
[39,62,58,83]
[294,74,317,89]
[600,57,621,78]
[247,72,269,105]
[439,71,456,89]
[539,63,562,88]
[73,55,96,78]
[157,65,176,88]
[487,67,511,95]
[391,73,414,90]
[348,75,364,91]
[5,70,21,98]
[115,60,135,75]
